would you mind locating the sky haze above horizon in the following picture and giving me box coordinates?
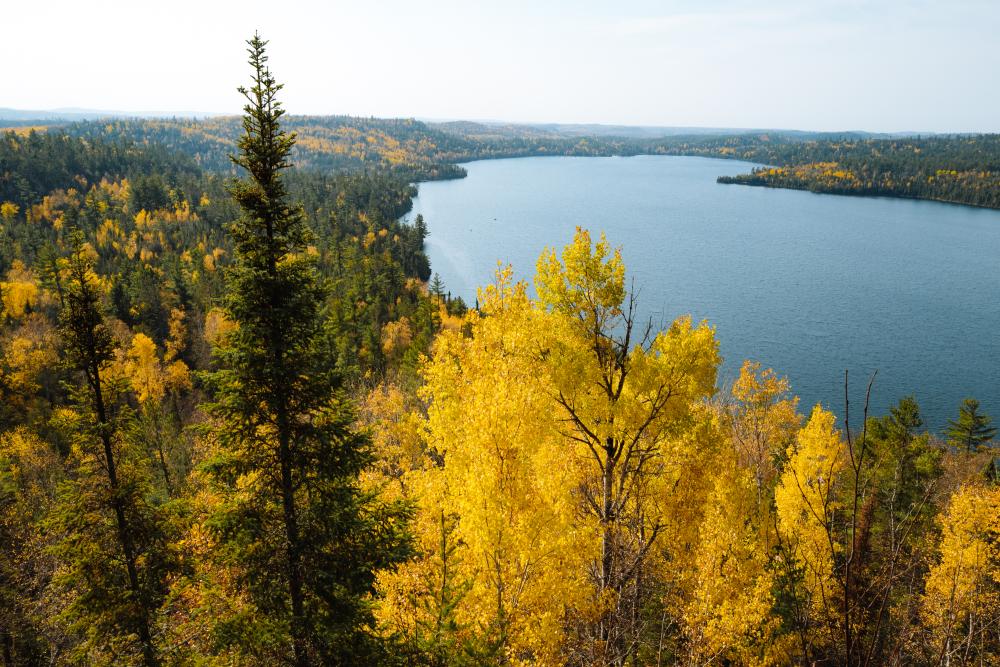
[5,0,999,133]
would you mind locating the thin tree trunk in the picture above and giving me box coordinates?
[90,362,157,667]
[601,437,616,653]
[277,407,307,667]
[151,409,172,495]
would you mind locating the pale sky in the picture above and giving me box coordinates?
[4,0,998,133]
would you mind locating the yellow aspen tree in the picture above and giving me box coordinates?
[202,307,236,347]
[727,360,801,510]
[684,460,780,666]
[127,333,165,405]
[125,333,191,495]
[535,228,720,663]
[774,405,846,653]
[417,267,591,664]
[1,261,40,320]
[0,201,18,224]
[0,316,59,420]
[921,483,1000,664]
[358,381,425,496]
[164,307,187,363]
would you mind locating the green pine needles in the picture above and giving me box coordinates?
[52,235,175,666]
[201,34,412,666]
[946,398,998,453]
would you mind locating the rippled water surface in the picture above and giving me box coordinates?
[408,155,1000,430]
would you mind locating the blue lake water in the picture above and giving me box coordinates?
[407,155,1000,432]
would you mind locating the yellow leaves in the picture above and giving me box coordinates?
[125,332,191,404]
[127,333,164,404]
[358,382,426,495]
[0,427,60,516]
[173,199,194,223]
[124,234,138,260]
[728,360,801,497]
[408,266,592,660]
[164,360,192,394]
[380,317,412,359]
[397,231,727,660]
[535,226,625,325]
[2,332,57,397]
[0,316,59,418]
[784,405,844,501]
[548,312,719,458]
[165,307,187,362]
[202,253,216,272]
[1,260,40,319]
[476,262,529,317]
[78,242,99,264]
[96,218,123,248]
[203,307,236,347]
[685,464,777,664]
[921,483,1000,646]
[633,315,720,405]
[734,359,789,405]
[134,209,154,229]
[0,201,19,221]
[775,405,845,622]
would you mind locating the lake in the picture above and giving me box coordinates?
[407,155,1000,432]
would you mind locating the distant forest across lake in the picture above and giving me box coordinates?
[4,114,1000,209]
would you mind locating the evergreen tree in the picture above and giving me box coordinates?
[202,35,411,665]
[50,236,172,666]
[429,273,445,301]
[946,398,997,452]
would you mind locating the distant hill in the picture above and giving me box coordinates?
[428,120,916,141]
[2,108,930,139]
[0,107,225,123]
[5,111,995,208]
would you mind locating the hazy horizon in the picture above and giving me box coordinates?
[5,0,999,134]
[0,106,947,137]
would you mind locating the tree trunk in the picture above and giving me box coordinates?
[601,437,617,660]
[90,362,157,667]
[277,408,308,667]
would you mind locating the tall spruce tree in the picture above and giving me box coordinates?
[203,35,411,665]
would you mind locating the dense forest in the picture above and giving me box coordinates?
[715,135,1000,208]
[51,119,1000,209]
[7,108,1000,211]
[2,36,999,667]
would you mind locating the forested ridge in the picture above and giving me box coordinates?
[7,110,1000,210]
[2,36,999,666]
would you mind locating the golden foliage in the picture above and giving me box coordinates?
[775,405,845,639]
[921,483,1000,659]
[203,308,236,346]
[1,261,40,319]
